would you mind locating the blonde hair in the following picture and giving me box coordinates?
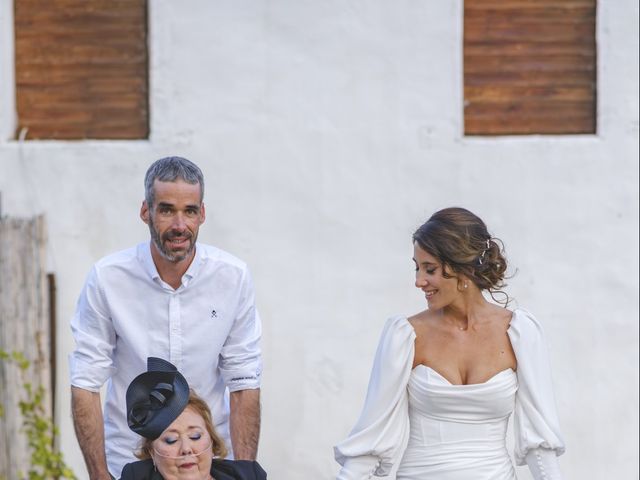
[135,389,228,460]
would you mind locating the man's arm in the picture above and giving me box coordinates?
[229,388,261,460]
[71,386,112,480]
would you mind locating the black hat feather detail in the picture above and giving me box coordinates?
[125,357,189,440]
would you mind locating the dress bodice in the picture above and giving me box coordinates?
[398,365,519,479]
[408,365,517,423]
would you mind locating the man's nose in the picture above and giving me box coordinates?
[171,213,187,231]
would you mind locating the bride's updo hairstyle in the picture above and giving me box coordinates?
[413,207,510,304]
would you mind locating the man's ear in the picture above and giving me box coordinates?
[199,203,206,225]
[140,200,150,224]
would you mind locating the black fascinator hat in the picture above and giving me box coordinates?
[126,357,190,440]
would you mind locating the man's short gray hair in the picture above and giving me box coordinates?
[144,156,204,207]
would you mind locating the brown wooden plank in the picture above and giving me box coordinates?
[16,35,147,64]
[463,0,596,135]
[18,102,146,115]
[464,41,595,57]
[465,116,595,135]
[16,54,146,67]
[463,6,595,18]
[465,71,596,87]
[18,128,147,140]
[15,17,145,30]
[15,63,146,82]
[465,55,596,74]
[465,0,594,9]
[17,99,147,115]
[15,1,145,18]
[16,29,147,43]
[465,23,595,42]
[465,99,595,115]
[14,0,148,139]
[18,120,148,139]
[465,84,595,102]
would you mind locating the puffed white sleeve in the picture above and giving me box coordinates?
[508,309,566,479]
[334,316,415,479]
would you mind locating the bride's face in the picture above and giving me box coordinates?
[413,242,460,309]
[151,407,213,480]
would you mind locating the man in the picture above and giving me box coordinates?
[70,157,261,479]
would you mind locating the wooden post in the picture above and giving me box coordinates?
[0,215,50,479]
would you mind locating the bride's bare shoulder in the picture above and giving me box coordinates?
[485,303,514,326]
[407,310,435,330]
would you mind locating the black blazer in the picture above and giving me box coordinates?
[120,458,267,480]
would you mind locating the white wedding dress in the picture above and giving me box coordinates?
[334,309,565,480]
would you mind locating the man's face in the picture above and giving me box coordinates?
[141,179,205,263]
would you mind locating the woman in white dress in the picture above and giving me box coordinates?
[334,207,565,480]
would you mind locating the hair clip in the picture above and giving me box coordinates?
[478,239,490,265]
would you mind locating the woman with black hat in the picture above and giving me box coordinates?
[121,357,266,480]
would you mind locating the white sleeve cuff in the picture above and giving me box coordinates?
[224,370,261,392]
[525,448,564,480]
[336,455,379,480]
[68,354,113,391]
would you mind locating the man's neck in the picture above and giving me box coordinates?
[149,242,195,289]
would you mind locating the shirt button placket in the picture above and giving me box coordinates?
[169,293,182,367]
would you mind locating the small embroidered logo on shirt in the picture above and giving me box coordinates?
[211,309,217,318]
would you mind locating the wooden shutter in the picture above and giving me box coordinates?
[464,0,597,135]
[15,0,148,140]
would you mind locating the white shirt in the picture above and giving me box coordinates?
[70,242,262,478]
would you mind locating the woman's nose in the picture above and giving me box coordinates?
[180,439,194,455]
[415,272,427,289]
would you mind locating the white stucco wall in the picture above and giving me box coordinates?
[0,1,638,479]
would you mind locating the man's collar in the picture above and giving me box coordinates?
[140,242,160,280]
[139,241,203,286]
[182,243,203,283]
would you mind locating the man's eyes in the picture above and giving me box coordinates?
[157,207,198,215]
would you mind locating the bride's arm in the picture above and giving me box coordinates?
[334,316,415,479]
[509,309,566,479]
